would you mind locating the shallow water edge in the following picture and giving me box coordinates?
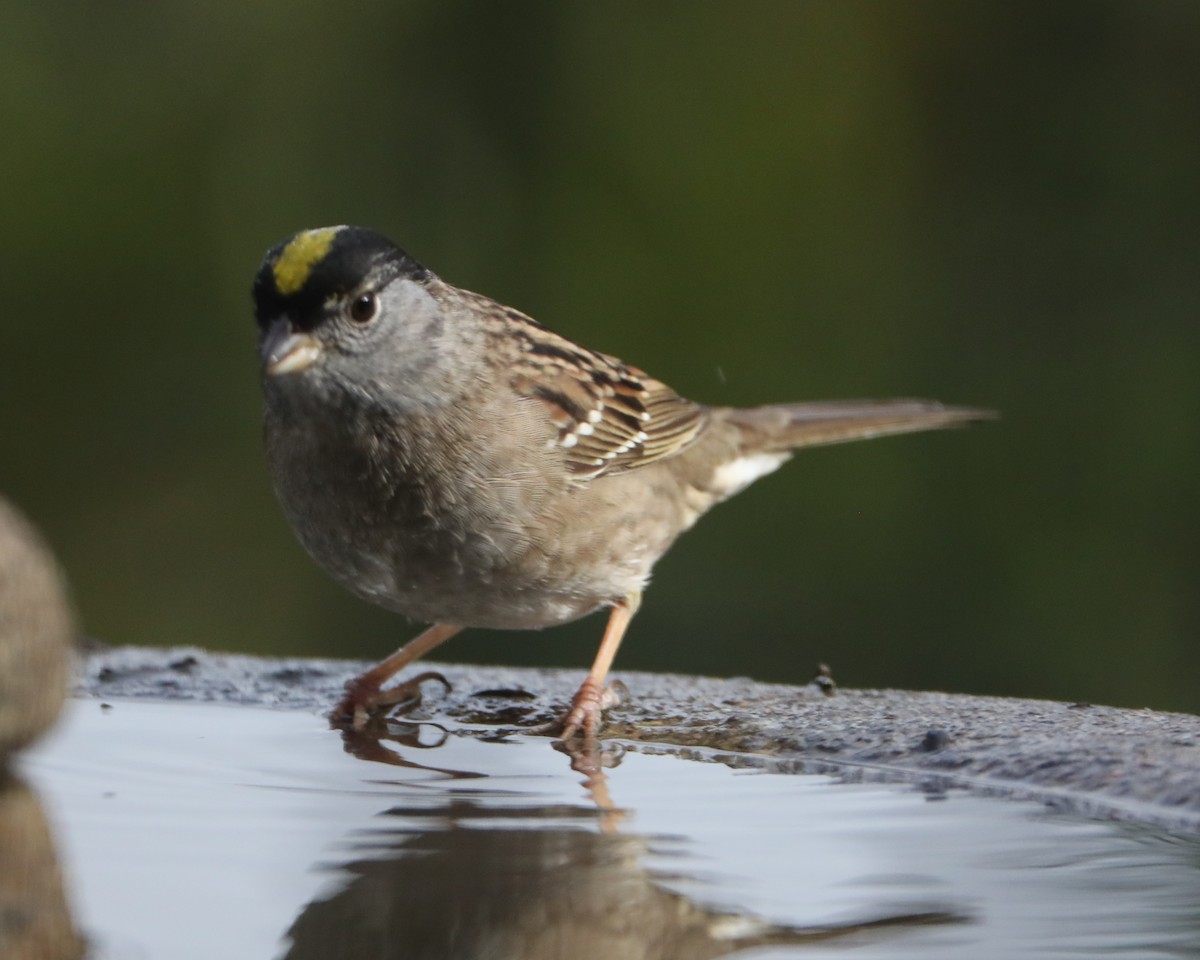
[77,645,1200,833]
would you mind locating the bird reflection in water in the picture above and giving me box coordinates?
[287,722,960,960]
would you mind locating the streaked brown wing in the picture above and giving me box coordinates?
[487,300,708,481]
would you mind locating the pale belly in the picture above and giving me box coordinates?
[264,395,700,631]
[274,460,684,631]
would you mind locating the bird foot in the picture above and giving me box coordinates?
[330,670,452,731]
[530,678,627,741]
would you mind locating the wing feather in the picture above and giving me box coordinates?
[475,296,707,480]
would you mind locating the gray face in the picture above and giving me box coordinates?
[254,228,469,415]
[262,276,452,409]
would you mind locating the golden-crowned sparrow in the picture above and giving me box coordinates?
[254,226,989,737]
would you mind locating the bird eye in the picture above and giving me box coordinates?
[348,292,378,323]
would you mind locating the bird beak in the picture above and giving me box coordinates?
[262,318,322,377]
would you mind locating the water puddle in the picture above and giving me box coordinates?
[11,698,1200,958]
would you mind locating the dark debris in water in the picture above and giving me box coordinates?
[76,645,1200,834]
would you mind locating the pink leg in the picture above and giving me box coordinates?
[331,623,462,730]
[558,593,640,740]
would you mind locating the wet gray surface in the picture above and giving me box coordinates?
[78,645,1200,833]
[18,699,1200,959]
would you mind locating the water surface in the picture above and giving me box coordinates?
[15,699,1200,959]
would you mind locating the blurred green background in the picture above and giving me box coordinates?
[3,1,1197,713]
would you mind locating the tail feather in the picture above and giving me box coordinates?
[726,399,995,453]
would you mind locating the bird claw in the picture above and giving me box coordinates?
[330,670,452,730]
[531,678,626,741]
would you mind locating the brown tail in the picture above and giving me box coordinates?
[726,399,995,453]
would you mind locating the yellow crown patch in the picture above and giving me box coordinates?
[272,227,343,296]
